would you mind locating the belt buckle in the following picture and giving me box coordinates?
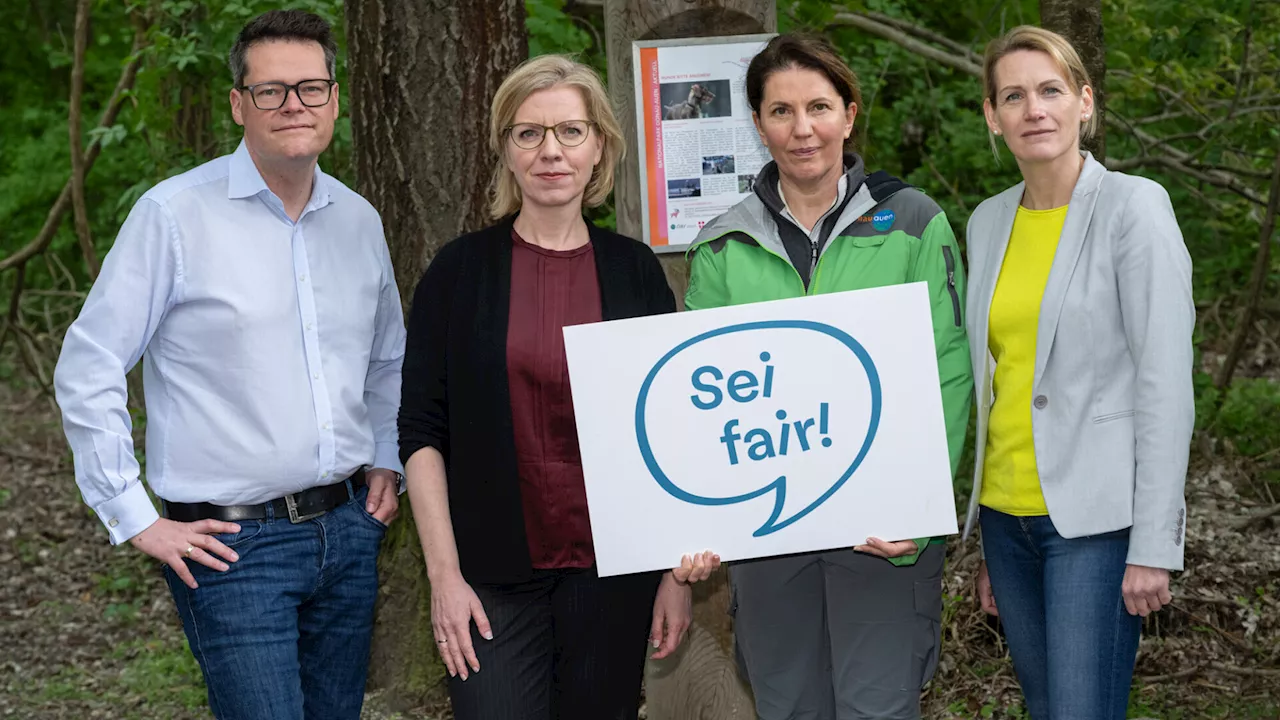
[284,493,324,524]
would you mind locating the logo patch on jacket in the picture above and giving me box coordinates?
[855,209,896,232]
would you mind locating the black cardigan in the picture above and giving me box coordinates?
[398,217,677,584]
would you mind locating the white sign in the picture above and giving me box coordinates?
[633,35,775,253]
[564,284,959,577]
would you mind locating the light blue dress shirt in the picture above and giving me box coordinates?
[54,141,406,545]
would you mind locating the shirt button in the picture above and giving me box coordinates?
[299,274,306,282]
[313,372,320,380]
[1033,395,1048,410]
[306,323,313,331]
[108,518,119,528]
[323,422,331,430]
[322,472,329,479]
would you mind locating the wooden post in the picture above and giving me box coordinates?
[603,3,775,716]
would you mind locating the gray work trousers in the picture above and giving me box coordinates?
[729,543,945,720]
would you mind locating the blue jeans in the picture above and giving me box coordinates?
[980,508,1141,720]
[164,484,386,720]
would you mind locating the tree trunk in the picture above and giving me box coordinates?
[346,1,527,710]
[604,6,774,714]
[348,0,528,306]
[1040,0,1106,160]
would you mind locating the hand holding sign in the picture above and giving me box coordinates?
[671,550,722,585]
[853,537,921,558]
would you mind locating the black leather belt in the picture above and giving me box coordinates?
[162,469,367,524]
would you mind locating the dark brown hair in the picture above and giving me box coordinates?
[229,10,337,87]
[746,33,862,149]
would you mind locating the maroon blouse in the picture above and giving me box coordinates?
[506,229,601,569]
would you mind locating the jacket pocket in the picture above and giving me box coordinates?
[912,578,944,687]
[1092,409,1136,424]
[849,234,886,248]
[941,245,962,327]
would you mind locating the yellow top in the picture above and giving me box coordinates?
[980,204,1068,516]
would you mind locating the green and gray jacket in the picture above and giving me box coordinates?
[685,154,974,566]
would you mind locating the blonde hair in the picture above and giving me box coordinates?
[488,55,624,219]
[982,26,1098,156]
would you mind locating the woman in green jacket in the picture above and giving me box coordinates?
[683,33,972,720]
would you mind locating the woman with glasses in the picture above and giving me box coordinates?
[397,55,715,720]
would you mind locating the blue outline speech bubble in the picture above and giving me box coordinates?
[634,320,882,537]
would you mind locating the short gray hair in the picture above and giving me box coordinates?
[228,10,337,87]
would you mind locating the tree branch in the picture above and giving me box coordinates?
[860,10,982,65]
[1192,161,1274,181]
[1139,666,1203,684]
[0,263,26,358]
[69,0,99,280]
[1110,68,1212,123]
[1230,502,1280,530]
[925,154,968,213]
[0,18,146,275]
[1215,141,1280,390]
[1105,131,1269,206]
[826,11,982,77]
[1209,662,1280,678]
[1223,0,1255,123]
[12,321,55,399]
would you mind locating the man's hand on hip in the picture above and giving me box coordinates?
[129,517,242,590]
[364,469,400,525]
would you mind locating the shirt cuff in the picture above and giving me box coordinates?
[887,536,931,567]
[95,481,161,545]
[373,442,404,477]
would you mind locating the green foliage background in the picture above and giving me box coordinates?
[4,0,1276,313]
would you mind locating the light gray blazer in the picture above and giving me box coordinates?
[962,152,1194,571]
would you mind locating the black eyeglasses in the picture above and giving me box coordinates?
[237,79,335,110]
[504,120,595,150]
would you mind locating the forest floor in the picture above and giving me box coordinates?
[1,377,1276,720]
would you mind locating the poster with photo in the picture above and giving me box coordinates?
[633,35,774,253]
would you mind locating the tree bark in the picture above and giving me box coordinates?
[68,0,99,280]
[348,0,528,307]
[1040,0,1106,159]
[606,0,775,307]
[604,6,774,714]
[346,1,527,710]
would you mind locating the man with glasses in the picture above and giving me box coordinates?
[53,10,403,719]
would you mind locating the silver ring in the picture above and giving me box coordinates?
[437,638,448,645]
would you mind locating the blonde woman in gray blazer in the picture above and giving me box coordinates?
[964,26,1194,720]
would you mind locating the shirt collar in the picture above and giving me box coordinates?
[227,139,332,212]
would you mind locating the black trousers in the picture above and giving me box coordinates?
[448,567,662,720]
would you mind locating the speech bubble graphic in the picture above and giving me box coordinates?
[634,320,882,537]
